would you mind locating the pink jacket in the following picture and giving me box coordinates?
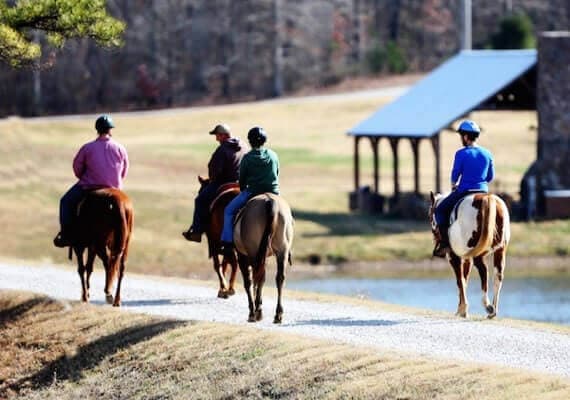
[73,135,129,189]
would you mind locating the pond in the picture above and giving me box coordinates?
[287,277,570,325]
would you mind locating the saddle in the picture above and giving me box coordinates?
[209,182,240,212]
[449,190,487,225]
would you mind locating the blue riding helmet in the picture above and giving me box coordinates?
[457,120,480,136]
[95,114,115,133]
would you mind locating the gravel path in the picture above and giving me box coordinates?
[1,263,569,378]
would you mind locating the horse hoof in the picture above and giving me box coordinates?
[227,288,235,296]
[113,302,121,307]
[455,312,467,318]
[487,313,497,319]
[217,290,229,299]
[248,315,256,323]
[273,315,282,324]
[255,310,263,321]
[486,305,495,314]
[105,294,114,304]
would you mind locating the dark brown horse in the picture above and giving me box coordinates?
[198,176,240,298]
[71,188,133,307]
[233,193,294,323]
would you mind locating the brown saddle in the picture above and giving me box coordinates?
[209,182,240,212]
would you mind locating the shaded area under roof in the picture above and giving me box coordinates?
[348,49,537,138]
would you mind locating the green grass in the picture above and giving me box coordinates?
[0,98,569,279]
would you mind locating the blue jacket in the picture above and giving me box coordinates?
[451,145,494,192]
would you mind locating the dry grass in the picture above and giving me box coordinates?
[0,93,568,279]
[2,291,569,399]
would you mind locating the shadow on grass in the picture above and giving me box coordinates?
[0,297,60,324]
[7,320,185,394]
[292,209,428,237]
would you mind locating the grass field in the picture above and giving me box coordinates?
[2,291,569,399]
[0,93,569,279]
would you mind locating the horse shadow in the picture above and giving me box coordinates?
[290,317,412,327]
[6,320,185,394]
[292,209,428,237]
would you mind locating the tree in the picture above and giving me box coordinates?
[490,13,536,50]
[0,0,125,67]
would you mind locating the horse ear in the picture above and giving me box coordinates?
[430,191,435,204]
[198,175,205,184]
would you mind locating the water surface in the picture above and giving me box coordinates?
[288,277,570,325]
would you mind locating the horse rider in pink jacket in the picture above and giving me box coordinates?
[53,115,129,247]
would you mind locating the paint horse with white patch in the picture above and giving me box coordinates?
[429,192,510,318]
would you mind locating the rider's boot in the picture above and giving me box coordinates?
[432,226,451,258]
[220,241,234,256]
[182,226,202,242]
[53,230,71,248]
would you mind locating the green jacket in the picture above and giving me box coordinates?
[239,147,279,195]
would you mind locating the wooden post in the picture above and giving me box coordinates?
[370,137,380,193]
[389,138,400,197]
[410,138,420,194]
[430,135,441,193]
[354,136,361,191]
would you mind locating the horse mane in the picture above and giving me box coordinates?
[464,194,496,258]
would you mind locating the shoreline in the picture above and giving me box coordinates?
[290,255,570,279]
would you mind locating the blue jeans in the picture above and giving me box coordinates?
[191,182,221,233]
[435,190,483,228]
[59,183,87,233]
[221,190,252,243]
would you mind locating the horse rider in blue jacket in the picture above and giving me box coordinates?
[220,126,280,255]
[433,119,495,258]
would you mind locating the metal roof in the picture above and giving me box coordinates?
[348,49,537,138]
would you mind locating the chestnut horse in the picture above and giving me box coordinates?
[198,176,240,298]
[233,193,294,323]
[429,192,510,318]
[71,188,133,307]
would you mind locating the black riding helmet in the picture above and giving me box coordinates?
[95,114,115,133]
[247,126,267,148]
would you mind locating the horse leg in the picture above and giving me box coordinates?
[214,253,230,299]
[473,255,493,316]
[85,247,96,302]
[449,253,468,317]
[227,252,238,296]
[253,264,266,322]
[490,248,507,319]
[98,247,114,304]
[238,255,256,322]
[75,247,88,302]
[112,252,126,307]
[273,253,286,324]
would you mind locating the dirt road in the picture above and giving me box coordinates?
[1,262,569,378]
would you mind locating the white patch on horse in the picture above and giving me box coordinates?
[449,194,480,256]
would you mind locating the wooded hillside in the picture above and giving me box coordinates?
[0,0,568,116]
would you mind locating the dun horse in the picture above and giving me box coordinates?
[71,188,133,307]
[198,176,240,298]
[233,193,294,323]
[429,192,510,318]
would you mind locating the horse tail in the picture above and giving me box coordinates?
[109,191,132,278]
[465,194,497,258]
[253,197,277,284]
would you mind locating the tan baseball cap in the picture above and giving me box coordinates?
[209,123,231,135]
